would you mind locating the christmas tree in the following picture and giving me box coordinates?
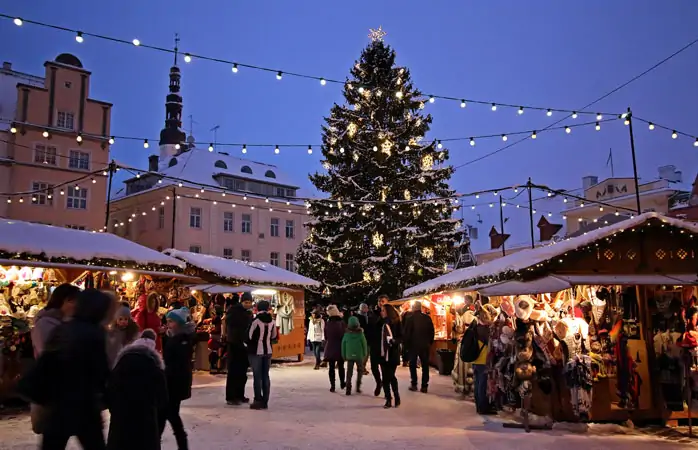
[297,28,467,304]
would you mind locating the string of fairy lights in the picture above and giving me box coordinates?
[3,14,623,117]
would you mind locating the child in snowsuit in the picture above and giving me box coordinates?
[342,316,368,395]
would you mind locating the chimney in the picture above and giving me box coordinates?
[658,165,682,183]
[2,62,11,71]
[489,226,510,250]
[537,216,563,242]
[148,155,159,172]
[582,175,598,190]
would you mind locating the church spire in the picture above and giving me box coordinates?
[159,33,186,147]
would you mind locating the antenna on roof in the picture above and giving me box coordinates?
[210,125,220,151]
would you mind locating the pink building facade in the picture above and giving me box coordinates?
[0,55,112,230]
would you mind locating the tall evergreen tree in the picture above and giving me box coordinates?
[298,29,466,304]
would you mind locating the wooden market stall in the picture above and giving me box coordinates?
[404,212,698,426]
[0,218,192,401]
[164,249,319,362]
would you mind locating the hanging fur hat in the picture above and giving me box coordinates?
[500,325,515,345]
[515,361,537,381]
[554,320,569,340]
[515,296,535,321]
[529,308,548,322]
[478,304,499,325]
[500,296,515,317]
[463,310,476,326]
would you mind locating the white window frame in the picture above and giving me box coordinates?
[56,111,75,130]
[34,143,57,166]
[68,149,90,171]
[223,248,233,259]
[241,214,252,234]
[241,249,251,262]
[31,181,54,206]
[285,219,295,239]
[189,245,201,253]
[66,186,87,210]
[189,207,202,229]
[270,217,280,237]
[158,207,165,229]
[270,252,280,267]
[223,211,234,233]
[285,253,296,272]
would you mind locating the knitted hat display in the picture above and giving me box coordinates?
[166,307,191,325]
[327,305,341,317]
[514,296,535,321]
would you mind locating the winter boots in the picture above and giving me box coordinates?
[346,384,352,396]
[374,382,382,397]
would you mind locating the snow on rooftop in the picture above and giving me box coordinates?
[404,212,698,297]
[164,249,319,288]
[0,219,185,270]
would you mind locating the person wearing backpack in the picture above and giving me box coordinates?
[460,313,491,414]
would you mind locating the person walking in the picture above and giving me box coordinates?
[403,301,435,393]
[472,312,492,414]
[356,303,371,375]
[19,288,114,450]
[365,301,384,396]
[379,304,402,408]
[247,300,278,410]
[161,307,195,450]
[134,292,163,352]
[400,303,413,367]
[31,283,80,358]
[342,316,367,395]
[323,305,346,392]
[225,293,253,405]
[107,329,168,450]
[106,303,140,368]
[307,311,325,370]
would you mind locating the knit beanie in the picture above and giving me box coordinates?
[166,307,190,326]
[327,305,341,317]
[348,316,360,329]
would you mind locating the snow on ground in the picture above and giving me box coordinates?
[0,360,692,449]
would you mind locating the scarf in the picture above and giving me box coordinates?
[381,322,394,361]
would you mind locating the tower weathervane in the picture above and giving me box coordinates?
[174,33,180,65]
[368,26,386,42]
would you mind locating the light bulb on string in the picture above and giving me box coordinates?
[429,96,435,103]
[143,139,149,149]
[571,111,578,119]
[546,109,552,117]
[320,78,326,86]
[108,136,115,145]
[91,178,96,184]
[672,130,678,139]
[531,131,537,139]
[76,133,83,143]
[75,31,84,43]
[232,63,238,73]
[208,143,214,152]
[184,53,192,63]
[624,118,630,126]
[469,138,475,146]
[307,145,313,154]
[437,140,443,149]
[274,145,280,154]
[518,107,524,115]
[276,71,283,80]
[565,126,571,134]
[596,113,603,120]
[175,143,180,150]
[694,138,698,148]
[648,123,655,130]
[242,144,247,154]
[460,100,466,108]
[595,122,601,131]
[501,134,508,142]
[132,38,141,46]
[14,17,23,26]
[621,112,628,119]
[491,103,497,111]
[10,125,17,134]
[42,130,49,138]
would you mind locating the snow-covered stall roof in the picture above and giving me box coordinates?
[164,249,320,289]
[404,212,698,297]
[0,219,186,273]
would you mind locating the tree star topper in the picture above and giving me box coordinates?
[369,26,387,42]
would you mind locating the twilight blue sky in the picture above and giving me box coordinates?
[2,1,698,252]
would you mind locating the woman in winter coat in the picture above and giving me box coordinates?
[379,304,402,408]
[31,283,80,357]
[307,312,325,370]
[323,305,346,392]
[19,289,114,449]
[106,304,140,368]
[107,329,168,450]
[341,316,368,395]
[161,307,195,450]
[134,292,163,351]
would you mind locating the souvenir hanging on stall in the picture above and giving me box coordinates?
[275,292,295,335]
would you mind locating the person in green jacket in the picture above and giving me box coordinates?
[342,316,368,396]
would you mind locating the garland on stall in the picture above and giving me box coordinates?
[0,251,185,274]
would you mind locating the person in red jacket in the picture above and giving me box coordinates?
[134,292,163,352]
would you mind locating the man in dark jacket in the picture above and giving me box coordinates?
[161,307,195,450]
[19,289,113,450]
[403,301,435,393]
[107,329,168,450]
[365,302,385,396]
[225,293,253,405]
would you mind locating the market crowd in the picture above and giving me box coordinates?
[17,284,277,450]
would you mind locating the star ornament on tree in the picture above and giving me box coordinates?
[368,26,387,42]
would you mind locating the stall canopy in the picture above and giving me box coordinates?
[0,219,186,274]
[404,212,698,297]
[164,249,320,289]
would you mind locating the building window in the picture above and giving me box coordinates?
[215,160,228,169]
[241,166,253,175]
[265,170,276,179]
[65,225,85,230]
[56,111,75,130]
[189,207,202,229]
[285,220,295,239]
[270,218,280,237]
[241,250,251,262]
[34,144,57,166]
[270,252,280,267]
[68,150,90,170]
[223,248,233,259]
[66,186,87,209]
[241,214,251,234]
[158,207,165,229]
[285,253,296,272]
[223,212,234,232]
[189,245,201,253]
[31,182,54,206]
